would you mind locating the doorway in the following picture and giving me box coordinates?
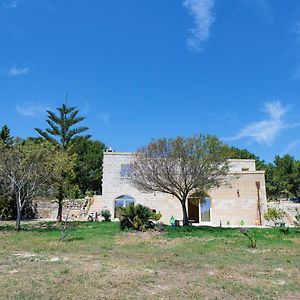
[188,199,199,223]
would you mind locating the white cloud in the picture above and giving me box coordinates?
[16,102,50,117]
[226,101,297,146]
[183,0,215,50]
[8,66,29,77]
[97,113,110,124]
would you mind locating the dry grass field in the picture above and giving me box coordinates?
[0,221,299,300]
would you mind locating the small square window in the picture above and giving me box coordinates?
[120,164,133,178]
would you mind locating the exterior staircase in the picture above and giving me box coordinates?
[87,195,103,216]
[268,201,299,226]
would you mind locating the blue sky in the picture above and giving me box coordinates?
[1,0,300,162]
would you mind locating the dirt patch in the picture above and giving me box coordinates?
[115,231,163,245]
[0,231,12,235]
[116,231,215,247]
[13,252,37,258]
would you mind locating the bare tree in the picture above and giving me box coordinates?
[0,140,62,230]
[131,135,230,226]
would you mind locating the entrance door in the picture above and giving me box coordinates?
[188,199,199,223]
[200,198,211,224]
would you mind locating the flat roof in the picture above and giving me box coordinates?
[104,152,257,162]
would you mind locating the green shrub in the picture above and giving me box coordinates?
[119,204,159,231]
[280,226,289,234]
[0,195,37,221]
[151,211,162,221]
[264,207,285,223]
[240,228,257,248]
[101,209,111,222]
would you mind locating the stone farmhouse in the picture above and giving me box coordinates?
[90,151,267,226]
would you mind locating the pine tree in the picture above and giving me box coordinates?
[35,103,90,221]
[0,125,12,145]
[35,103,90,150]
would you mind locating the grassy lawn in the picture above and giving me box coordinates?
[0,222,299,300]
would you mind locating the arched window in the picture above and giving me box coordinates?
[114,195,134,218]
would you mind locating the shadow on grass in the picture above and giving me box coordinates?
[165,225,239,238]
[62,236,85,242]
[0,220,121,237]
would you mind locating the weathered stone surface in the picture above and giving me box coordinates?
[90,152,267,226]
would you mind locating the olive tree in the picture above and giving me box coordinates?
[0,140,71,230]
[131,135,230,226]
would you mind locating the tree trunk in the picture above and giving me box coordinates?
[57,199,63,222]
[15,208,21,231]
[56,184,64,222]
[181,199,189,226]
[15,192,22,231]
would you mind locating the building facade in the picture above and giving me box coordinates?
[91,151,267,226]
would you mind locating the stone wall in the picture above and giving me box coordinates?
[93,152,267,226]
[34,198,91,221]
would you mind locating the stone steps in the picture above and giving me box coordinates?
[87,196,103,214]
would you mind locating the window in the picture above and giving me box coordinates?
[120,164,133,178]
[114,195,134,218]
[242,168,249,171]
[200,197,211,223]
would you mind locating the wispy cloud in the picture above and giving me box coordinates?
[16,101,50,117]
[225,101,298,146]
[97,113,111,124]
[8,66,29,77]
[2,0,18,9]
[183,0,215,51]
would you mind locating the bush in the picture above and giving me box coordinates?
[101,209,111,222]
[240,227,257,248]
[280,226,289,234]
[264,207,285,223]
[0,195,37,221]
[151,211,162,221]
[119,204,160,231]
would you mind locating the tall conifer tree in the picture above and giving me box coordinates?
[35,102,90,221]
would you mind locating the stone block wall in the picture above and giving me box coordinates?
[95,152,267,226]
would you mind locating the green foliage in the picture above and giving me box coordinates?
[101,209,111,222]
[0,195,37,221]
[133,135,230,226]
[240,228,257,248]
[0,196,14,220]
[265,155,300,200]
[69,137,105,194]
[0,125,12,145]
[229,147,267,170]
[264,208,285,222]
[35,103,90,150]
[151,211,162,221]
[119,204,155,231]
[280,226,289,234]
[34,103,96,219]
[0,140,64,229]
